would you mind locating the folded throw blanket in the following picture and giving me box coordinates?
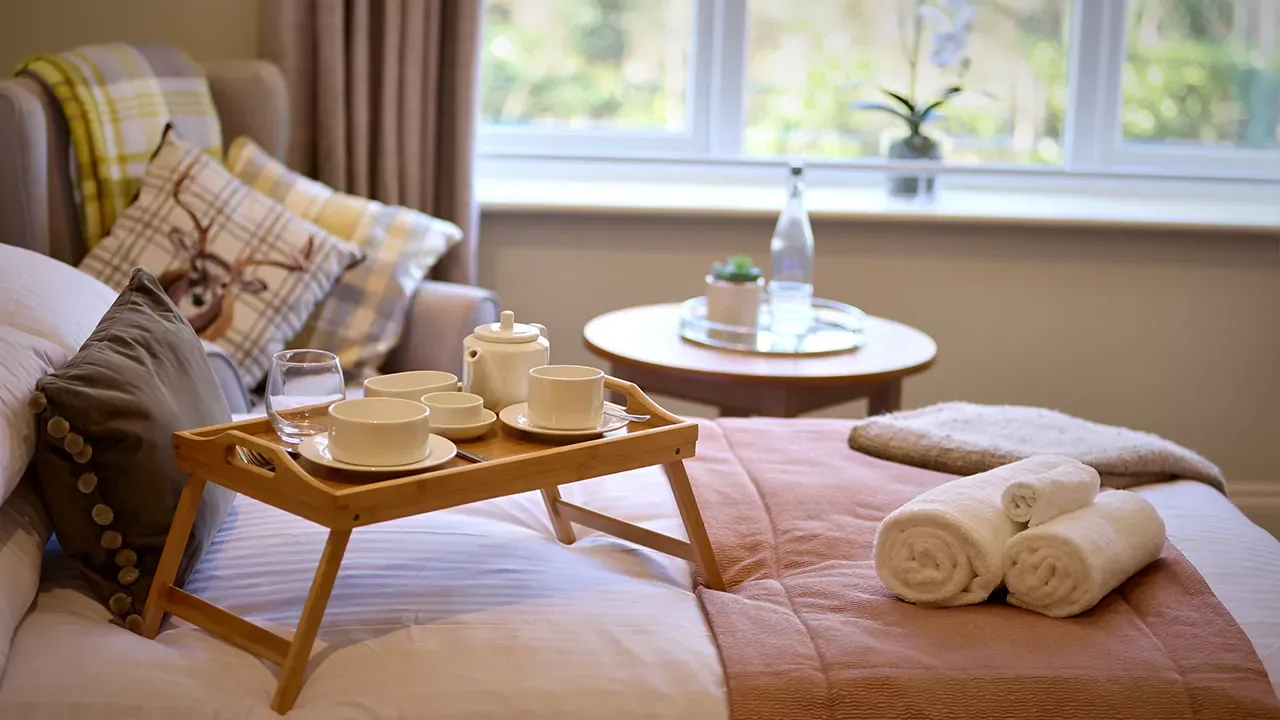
[1002,455,1100,526]
[16,43,222,248]
[849,402,1225,492]
[1005,490,1167,618]
[874,459,1047,606]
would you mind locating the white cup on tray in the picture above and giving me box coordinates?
[421,392,486,426]
[327,397,432,466]
[526,365,605,430]
[364,370,458,402]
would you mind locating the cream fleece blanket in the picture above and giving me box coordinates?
[849,402,1225,493]
[1004,490,1168,618]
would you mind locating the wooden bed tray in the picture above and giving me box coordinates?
[140,376,723,714]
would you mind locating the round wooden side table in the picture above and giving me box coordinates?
[583,303,937,417]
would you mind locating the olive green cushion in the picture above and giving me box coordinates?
[32,268,235,632]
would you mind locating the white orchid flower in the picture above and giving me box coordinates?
[930,31,968,68]
[917,3,953,31]
[919,0,973,70]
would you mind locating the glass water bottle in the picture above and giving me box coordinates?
[768,163,815,336]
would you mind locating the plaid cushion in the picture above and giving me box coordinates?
[226,136,463,379]
[17,43,223,249]
[79,129,362,388]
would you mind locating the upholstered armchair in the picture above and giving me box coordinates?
[0,59,498,412]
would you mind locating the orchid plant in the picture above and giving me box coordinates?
[853,0,975,156]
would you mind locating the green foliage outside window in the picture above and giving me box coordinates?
[481,0,1280,160]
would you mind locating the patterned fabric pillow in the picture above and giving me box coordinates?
[30,268,235,633]
[226,136,463,379]
[80,128,362,387]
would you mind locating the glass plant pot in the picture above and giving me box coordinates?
[887,134,941,202]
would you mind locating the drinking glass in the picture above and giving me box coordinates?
[266,349,345,444]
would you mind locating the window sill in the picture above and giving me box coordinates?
[478,170,1280,236]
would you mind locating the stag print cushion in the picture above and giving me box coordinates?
[79,128,362,387]
[227,136,462,379]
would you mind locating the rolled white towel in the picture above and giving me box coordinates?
[875,463,1030,607]
[1004,490,1167,618]
[1001,455,1101,527]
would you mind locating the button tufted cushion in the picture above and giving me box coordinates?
[32,268,235,630]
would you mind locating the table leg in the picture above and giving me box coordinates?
[867,379,903,416]
[662,460,725,591]
[271,528,351,714]
[141,474,207,638]
[540,486,577,544]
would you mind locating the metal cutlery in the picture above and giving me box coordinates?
[604,408,650,423]
[455,448,491,463]
[235,444,300,471]
[239,442,493,470]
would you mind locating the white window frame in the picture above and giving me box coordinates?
[478,0,1280,183]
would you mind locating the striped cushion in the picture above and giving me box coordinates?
[17,43,223,249]
[226,137,462,379]
[79,128,362,388]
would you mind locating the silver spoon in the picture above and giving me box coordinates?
[604,409,650,423]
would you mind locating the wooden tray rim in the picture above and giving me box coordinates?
[172,376,698,523]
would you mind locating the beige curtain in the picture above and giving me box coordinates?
[259,0,482,285]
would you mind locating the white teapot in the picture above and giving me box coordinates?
[462,310,550,411]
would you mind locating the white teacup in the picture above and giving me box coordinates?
[327,397,431,466]
[364,371,458,402]
[527,365,604,430]
[421,392,485,426]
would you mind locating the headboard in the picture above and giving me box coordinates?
[0,58,289,265]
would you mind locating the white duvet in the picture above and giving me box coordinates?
[0,472,1276,719]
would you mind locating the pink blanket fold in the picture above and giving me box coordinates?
[688,418,1279,720]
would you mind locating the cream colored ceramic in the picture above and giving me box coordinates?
[300,432,456,472]
[499,402,628,438]
[526,365,604,430]
[421,392,485,426]
[327,397,431,466]
[364,370,458,402]
[430,409,498,441]
[704,275,763,328]
[462,310,550,411]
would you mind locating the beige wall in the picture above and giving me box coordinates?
[480,212,1280,532]
[0,0,259,72]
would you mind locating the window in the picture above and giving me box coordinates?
[744,0,1070,164]
[482,0,693,133]
[480,0,1280,180]
[1123,0,1280,150]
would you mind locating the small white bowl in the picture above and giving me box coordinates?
[327,397,431,466]
[430,409,498,441]
[421,391,485,426]
[364,370,458,402]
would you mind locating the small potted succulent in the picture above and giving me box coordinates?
[705,255,764,329]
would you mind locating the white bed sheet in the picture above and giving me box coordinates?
[0,474,1275,718]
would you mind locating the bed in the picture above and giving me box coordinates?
[1,418,1277,718]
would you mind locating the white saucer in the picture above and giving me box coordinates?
[498,402,629,438]
[431,409,498,441]
[299,432,456,473]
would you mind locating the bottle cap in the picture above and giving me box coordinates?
[789,162,804,176]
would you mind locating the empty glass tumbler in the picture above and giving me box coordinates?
[266,349,346,444]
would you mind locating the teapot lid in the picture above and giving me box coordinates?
[474,311,543,344]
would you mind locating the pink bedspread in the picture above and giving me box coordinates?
[688,418,1280,720]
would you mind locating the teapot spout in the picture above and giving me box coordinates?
[461,346,482,395]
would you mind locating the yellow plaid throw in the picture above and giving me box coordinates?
[17,43,222,248]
